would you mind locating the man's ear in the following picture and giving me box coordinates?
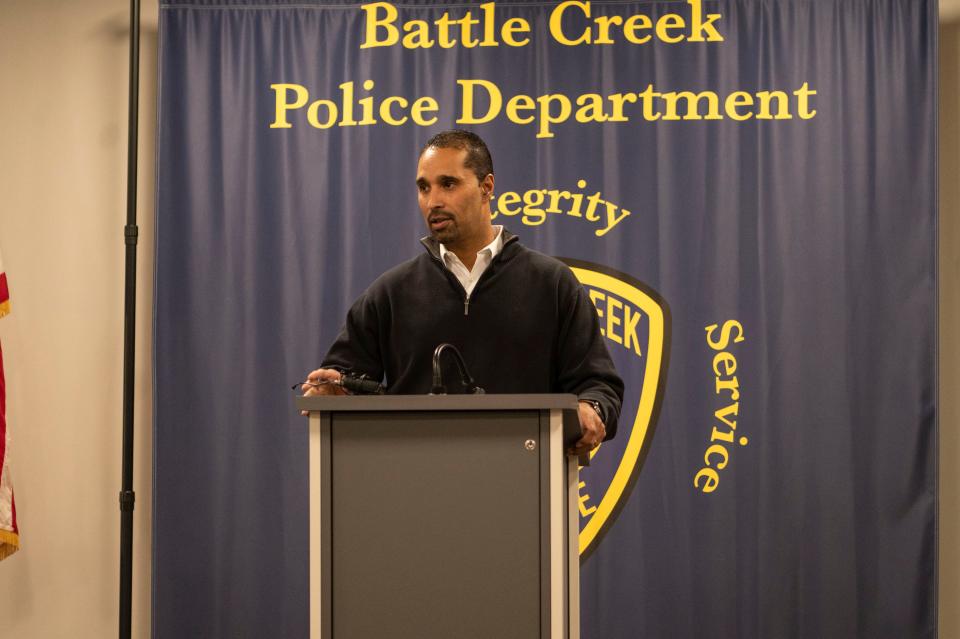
[481,173,495,199]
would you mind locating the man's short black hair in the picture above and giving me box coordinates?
[420,129,494,184]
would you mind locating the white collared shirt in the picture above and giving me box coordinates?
[439,225,504,297]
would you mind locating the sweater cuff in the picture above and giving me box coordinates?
[579,398,604,424]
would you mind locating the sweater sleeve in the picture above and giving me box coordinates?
[555,272,625,440]
[321,288,386,383]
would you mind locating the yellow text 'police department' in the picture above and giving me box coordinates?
[270,79,818,139]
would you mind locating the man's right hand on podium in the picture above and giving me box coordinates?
[299,368,348,415]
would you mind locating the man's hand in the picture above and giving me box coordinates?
[570,401,606,456]
[299,368,348,415]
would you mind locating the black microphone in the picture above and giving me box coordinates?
[339,373,385,395]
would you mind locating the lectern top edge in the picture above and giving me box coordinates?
[295,393,579,413]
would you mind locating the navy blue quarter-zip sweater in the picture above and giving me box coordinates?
[322,230,624,439]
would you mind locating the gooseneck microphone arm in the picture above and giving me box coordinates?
[431,343,485,395]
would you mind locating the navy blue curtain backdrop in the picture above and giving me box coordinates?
[154,1,937,637]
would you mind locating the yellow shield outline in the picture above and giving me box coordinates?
[560,259,671,559]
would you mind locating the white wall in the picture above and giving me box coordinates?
[0,1,157,637]
[941,14,960,639]
[0,2,954,638]
[945,0,960,23]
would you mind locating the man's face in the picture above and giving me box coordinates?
[416,146,494,250]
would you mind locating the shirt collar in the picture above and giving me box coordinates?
[440,225,504,265]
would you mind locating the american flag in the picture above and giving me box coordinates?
[0,249,18,560]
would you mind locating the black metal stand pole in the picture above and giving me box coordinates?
[119,0,141,637]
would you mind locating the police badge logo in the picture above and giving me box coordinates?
[561,259,671,558]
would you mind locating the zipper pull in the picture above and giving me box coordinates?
[464,296,470,316]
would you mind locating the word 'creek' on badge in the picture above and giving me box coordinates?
[561,259,671,559]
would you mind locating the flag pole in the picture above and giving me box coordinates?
[119,0,141,636]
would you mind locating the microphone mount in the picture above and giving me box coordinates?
[430,343,485,395]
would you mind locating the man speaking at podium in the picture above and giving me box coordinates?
[302,130,623,456]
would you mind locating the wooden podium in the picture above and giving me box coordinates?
[296,394,582,639]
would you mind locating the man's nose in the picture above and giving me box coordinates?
[426,191,445,210]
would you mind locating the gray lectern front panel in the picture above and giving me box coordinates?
[330,410,541,639]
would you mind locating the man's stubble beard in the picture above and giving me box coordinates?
[432,227,458,244]
[428,214,460,246]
